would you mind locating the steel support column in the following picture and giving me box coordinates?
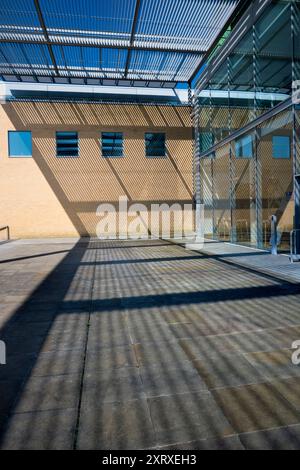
[229,142,237,243]
[192,94,202,236]
[253,129,263,248]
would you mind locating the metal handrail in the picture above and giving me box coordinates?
[0,226,10,241]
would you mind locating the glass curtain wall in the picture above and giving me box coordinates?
[258,109,293,250]
[294,1,300,253]
[196,0,300,251]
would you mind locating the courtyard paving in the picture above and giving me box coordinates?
[0,238,300,449]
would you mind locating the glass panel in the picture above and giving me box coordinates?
[232,133,255,245]
[212,144,231,241]
[294,102,300,252]
[8,131,32,157]
[145,133,166,158]
[200,155,214,238]
[294,1,300,83]
[256,0,292,103]
[101,132,123,157]
[194,0,297,250]
[229,30,255,129]
[294,1,300,253]
[197,93,212,153]
[258,109,293,252]
[56,132,78,157]
[210,61,230,144]
[235,134,253,159]
[272,136,290,159]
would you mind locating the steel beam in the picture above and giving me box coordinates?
[33,0,58,75]
[124,0,141,79]
[0,72,178,87]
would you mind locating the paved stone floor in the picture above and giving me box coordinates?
[0,238,300,449]
[181,238,300,284]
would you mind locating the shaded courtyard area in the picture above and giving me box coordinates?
[1,238,300,449]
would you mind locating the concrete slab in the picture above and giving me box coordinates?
[244,349,300,380]
[81,367,144,406]
[0,408,77,450]
[31,349,85,377]
[269,376,300,410]
[192,352,264,389]
[214,382,300,434]
[0,352,36,381]
[13,374,81,413]
[239,424,300,450]
[85,345,137,372]
[77,399,155,450]
[148,391,234,446]
[140,361,208,397]
[133,340,188,367]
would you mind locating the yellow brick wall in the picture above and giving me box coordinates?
[0,102,193,238]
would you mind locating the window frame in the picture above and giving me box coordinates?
[145,132,166,158]
[101,132,124,158]
[8,130,32,158]
[56,131,79,158]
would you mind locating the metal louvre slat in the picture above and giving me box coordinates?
[0,0,241,85]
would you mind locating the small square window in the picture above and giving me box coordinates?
[235,134,253,159]
[272,135,290,159]
[8,131,32,157]
[101,132,123,157]
[56,132,78,157]
[145,133,166,158]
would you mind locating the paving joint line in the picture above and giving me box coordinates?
[72,240,98,450]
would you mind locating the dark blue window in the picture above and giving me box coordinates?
[272,136,290,159]
[56,132,78,157]
[145,133,166,158]
[101,132,123,157]
[8,131,32,157]
[235,134,253,158]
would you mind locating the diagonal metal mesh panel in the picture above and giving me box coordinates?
[258,109,294,252]
[199,155,214,238]
[212,143,231,241]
